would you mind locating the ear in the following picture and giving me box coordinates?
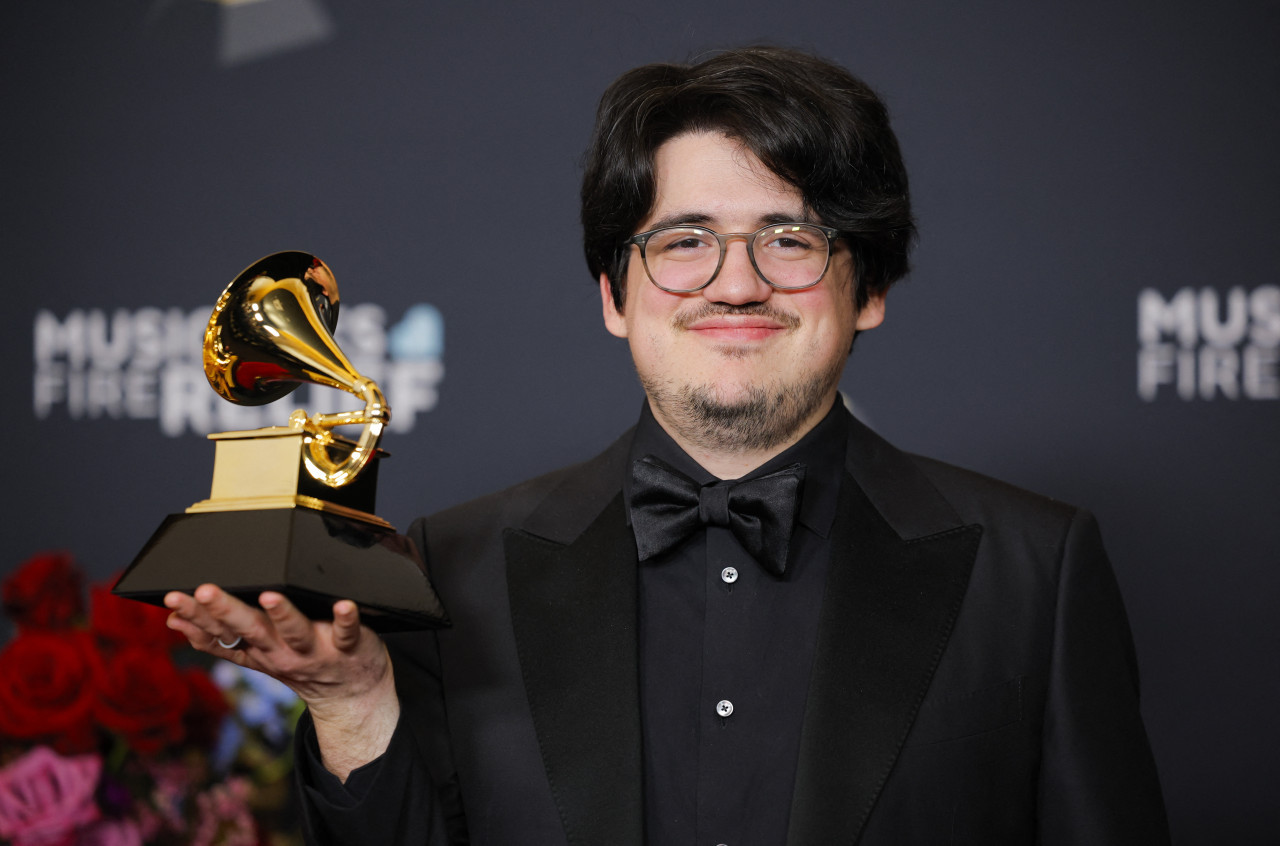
[855,289,887,332]
[601,273,628,338]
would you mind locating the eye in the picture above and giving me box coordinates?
[759,226,820,253]
[769,236,812,249]
[650,228,716,260]
[669,237,709,250]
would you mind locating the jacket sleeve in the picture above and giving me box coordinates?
[295,627,467,845]
[1035,509,1170,844]
[295,704,448,846]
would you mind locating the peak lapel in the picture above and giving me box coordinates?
[787,419,983,845]
[505,493,643,846]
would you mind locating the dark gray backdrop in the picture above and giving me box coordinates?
[4,1,1277,842]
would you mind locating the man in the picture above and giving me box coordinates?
[166,46,1169,845]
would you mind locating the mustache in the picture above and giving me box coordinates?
[671,302,801,331]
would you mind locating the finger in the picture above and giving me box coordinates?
[165,589,209,625]
[330,599,363,651]
[259,591,316,653]
[165,590,226,642]
[167,609,212,648]
[193,583,275,648]
[166,611,248,667]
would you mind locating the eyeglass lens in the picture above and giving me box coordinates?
[642,224,830,292]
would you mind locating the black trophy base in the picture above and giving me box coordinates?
[114,508,449,633]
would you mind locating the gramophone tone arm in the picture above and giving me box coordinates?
[290,379,390,489]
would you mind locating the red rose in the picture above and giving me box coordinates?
[183,668,231,750]
[94,645,191,755]
[89,582,186,648]
[2,551,83,630]
[0,631,100,754]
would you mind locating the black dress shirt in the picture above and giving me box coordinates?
[625,401,847,846]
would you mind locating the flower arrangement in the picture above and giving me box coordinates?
[0,552,303,846]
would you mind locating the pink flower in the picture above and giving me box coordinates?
[190,777,259,846]
[146,760,195,832]
[74,818,142,846]
[0,746,101,846]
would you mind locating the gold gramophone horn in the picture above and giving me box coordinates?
[203,251,388,488]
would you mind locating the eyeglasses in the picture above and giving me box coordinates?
[626,222,841,293]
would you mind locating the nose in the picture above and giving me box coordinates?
[702,235,773,305]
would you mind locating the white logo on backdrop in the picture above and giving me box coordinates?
[32,304,444,435]
[1137,286,1280,401]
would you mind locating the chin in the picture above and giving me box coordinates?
[660,375,833,454]
[695,380,759,407]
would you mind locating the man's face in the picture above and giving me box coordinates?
[601,131,886,457]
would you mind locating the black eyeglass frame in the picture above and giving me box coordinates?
[625,222,842,293]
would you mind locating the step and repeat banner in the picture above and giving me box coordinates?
[4,1,1276,842]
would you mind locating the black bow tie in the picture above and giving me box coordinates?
[629,455,806,576]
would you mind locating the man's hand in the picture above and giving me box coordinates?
[165,585,399,782]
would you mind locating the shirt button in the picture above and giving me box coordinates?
[716,699,734,718]
[720,566,738,584]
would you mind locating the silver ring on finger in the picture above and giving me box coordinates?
[216,635,243,650]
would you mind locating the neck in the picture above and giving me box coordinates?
[647,390,838,480]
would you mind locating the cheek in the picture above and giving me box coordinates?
[793,289,857,336]
[628,285,690,336]
[623,301,675,372]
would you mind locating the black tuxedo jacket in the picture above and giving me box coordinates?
[301,414,1169,845]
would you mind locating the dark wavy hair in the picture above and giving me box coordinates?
[582,46,916,312]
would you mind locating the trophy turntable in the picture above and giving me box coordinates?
[113,251,448,632]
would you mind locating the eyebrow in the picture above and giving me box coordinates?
[644,210,817,231]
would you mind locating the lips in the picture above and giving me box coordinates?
[686,315,789,342]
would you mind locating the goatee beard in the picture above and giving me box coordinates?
[641,364,841,455]
[640,302,847,454]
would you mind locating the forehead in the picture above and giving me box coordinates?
[644,131,805,229]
